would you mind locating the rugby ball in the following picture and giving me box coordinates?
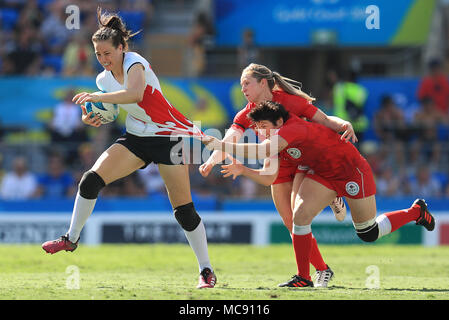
[84,91,119,124]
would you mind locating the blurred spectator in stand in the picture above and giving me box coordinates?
[35,153,76,198]
[0,155,4,183]
[188,97,228,131]
[0,30,12,74]
[40,0,73,56]
[373,95,410,167]
[81,11,101,42]
[0,156,38,200]
[118,0,153,40]
[100,173,146,198]
[188,160,232,198]
[47,89,87,163]
[376,167,409,197]
[15,0,43,30]
[317,73,336,116]
[1,0,26,9]
[122,172,147,197]
[189,162,212,196]
[373,95,409,142]
[359,141,384,177]
[327,69,368,144]
[137,163,166,197]
[186,11,214,77]
[238,176,258,199]
[237,29,260,71]
[0,119,4,143]
[100,180,121,198]
[409,96,449,167]
[62,32,95,76]
[417,58,449,115]
[72,142,97,184]
[408,166,443,198]
[2,27,42,75]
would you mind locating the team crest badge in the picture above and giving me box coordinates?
[345,181,360,196]
[287,148,301,159]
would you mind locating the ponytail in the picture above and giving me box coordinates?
[242,63,315,102]
[272,72,315,102]
[92,7,141,50]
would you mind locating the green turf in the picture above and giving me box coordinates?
[0,244,448,300]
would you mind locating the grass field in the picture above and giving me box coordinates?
[0,244,448,300]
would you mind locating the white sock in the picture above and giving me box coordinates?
[293,224,312,235]
[67,192,97,242]
[376,214,392,239]
[183,220,212,272]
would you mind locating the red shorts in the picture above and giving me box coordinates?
[295,165,310,175]
[272,163,310,185]
[304,158,376,199]
[272,163,297,185]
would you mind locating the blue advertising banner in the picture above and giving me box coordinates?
[0,76,437,143]
[214,0,436,47]
[0,77,243,130]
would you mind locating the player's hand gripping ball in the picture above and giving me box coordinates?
[84,91,119,124]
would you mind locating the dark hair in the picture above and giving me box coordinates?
[92,7,140,50]
[428,58,442,70]
[247,101,290,125]
[420,96,434,106]
[380,94,393,107]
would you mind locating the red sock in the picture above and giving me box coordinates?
[292,232,312,280]
[310,236,327,271]
[383,204,421,233]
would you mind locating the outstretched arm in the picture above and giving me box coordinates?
[73,64,146,105]
[199,127,243,177]
[311,109,358,143]
[201,135,288,160]
[221,157,279,186]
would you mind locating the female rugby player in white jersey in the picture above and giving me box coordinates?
[42,8,216,289]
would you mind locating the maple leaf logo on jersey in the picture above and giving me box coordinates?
[287,148,302,159]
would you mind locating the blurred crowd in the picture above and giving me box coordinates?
[0,0,152,76]
[1,0,449,201]
[324,57,449,199]
[0,120,266,201]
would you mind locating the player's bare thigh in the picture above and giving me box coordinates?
[345,195,377,223]
[271,182,294,233]
[158,163,193,208]
[291,172,306,211]
[91,143,145,185]
[294,177,337,225]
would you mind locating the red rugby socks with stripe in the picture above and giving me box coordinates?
[381,204,421,233]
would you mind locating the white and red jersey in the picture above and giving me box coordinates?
[96,51,202,137]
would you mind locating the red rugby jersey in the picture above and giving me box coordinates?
[231,90,318,132]
[276,115,364,181]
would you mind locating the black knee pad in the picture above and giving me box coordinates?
[174,202,201,232]
[356,222,379,242]
[79,170,106,199]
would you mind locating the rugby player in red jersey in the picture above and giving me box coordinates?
[200,63,354,286]
[202,101,435,288]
